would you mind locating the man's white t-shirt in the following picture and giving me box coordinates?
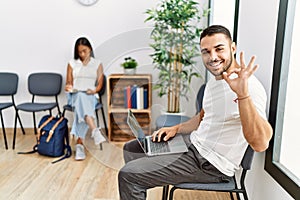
[190,74,268,176]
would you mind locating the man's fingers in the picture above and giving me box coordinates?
[162,133,169,141]
[248,56,256,70]
[252,64,259,73]
[222,72,231,84]
[240,52,246,68]
[152,130,159,141]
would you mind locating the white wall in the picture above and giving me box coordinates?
[0,0,154,128]
[237,0,294,199]
[0,0,208,129]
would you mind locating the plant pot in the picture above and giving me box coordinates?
[124,68,136,74]
[156,110,190,129]
[161,110,186,116]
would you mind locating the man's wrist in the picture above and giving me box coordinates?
[234,95,250,103]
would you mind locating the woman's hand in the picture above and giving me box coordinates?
[65,84,73,92]
[86,89,97,95]
[151,126,179,142]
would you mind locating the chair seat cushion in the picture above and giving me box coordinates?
[0,102,13,110]
[63,104,74,111]
[95,103,103,110]
[174,176,235,191]
[155,114,191,129]
[17,102,58,112]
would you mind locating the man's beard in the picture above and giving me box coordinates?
[208,51,233,77]
[219,54,233,75]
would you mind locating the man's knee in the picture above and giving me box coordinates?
[123,141,130,152]
[123,139,138,152]
[118,165,134,185]
[118,167,126,184]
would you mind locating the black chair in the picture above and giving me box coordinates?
[159,83,206,198]
[163,145,255,200]
[0,73,24,149]
[155,83,206,130]
[62,75,108,150]
[13,72,62,149]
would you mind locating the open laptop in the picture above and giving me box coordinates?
[127,109,188,156]
[67,88,87,93]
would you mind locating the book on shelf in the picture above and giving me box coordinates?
[123,85,148,109]
[136,87,143,109]
[124,86,131,108]
[143,88,148,109]
[131,85,137,109]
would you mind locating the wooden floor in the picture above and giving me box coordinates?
[0,128,233,200]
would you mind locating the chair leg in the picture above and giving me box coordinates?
[56,105,61,117]
[95,110,100,127]
[16,112,25,135]
[62,108,66,117]
[229,192,234,200]
[12,111,18,149]
[100,107,108,135]
[242,191,248,200]
[168,186,176,200]
[33,112,37,135]
[162,185,169,200]
[0,112,8,149]
[236,192,241,200]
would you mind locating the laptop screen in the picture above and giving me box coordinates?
[127,110,146,143]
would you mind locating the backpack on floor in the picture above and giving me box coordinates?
[18,115,72,164]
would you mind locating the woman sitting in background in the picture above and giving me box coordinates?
[65,37,106,161]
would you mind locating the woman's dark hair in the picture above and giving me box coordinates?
[200,25,232,42]
[73,37,95,59]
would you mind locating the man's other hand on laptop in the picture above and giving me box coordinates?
[152,126,179,142]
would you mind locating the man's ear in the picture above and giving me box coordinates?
[231,42,236,54]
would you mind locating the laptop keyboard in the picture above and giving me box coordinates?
[149,140,170,153]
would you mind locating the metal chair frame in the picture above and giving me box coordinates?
[13,72,62,149]
[162,146,255,200]
[0,72,24,149]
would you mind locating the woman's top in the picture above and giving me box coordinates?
[68,57,101,92]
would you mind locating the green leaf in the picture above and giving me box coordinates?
[145,0,207,102]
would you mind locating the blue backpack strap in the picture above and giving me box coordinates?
[51,119,72,164]
[17,144,38,155]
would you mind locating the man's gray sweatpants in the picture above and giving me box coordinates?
[118,134,230,200]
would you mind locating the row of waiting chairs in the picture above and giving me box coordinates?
[0,72,107,150]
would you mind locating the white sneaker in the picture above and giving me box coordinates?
[75,144,86,160]
[91,128,106,145]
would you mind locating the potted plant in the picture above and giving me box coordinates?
[121,57,138,74]
[145,0,209,113]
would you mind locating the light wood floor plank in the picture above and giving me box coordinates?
[0,128,232,200]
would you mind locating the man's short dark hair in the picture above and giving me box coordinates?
[200,25,232,42]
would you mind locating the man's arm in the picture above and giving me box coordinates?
[223,52,273,152]
[238,97,273,152]
[152,109,204,142]
[176,109,204,134]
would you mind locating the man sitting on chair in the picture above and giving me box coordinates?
[118,25,273,200]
